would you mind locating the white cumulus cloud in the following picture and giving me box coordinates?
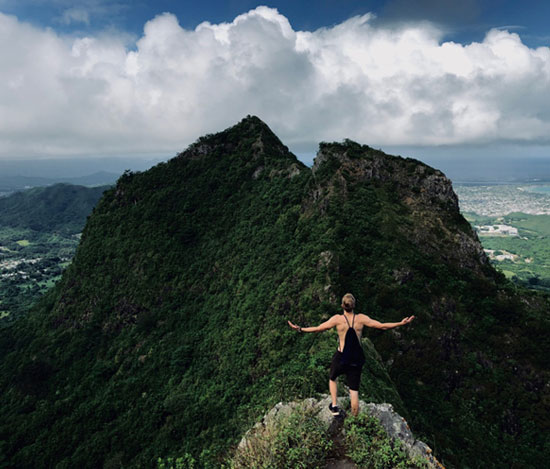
[0,6,549,158]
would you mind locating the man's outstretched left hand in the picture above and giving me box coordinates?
[401,316,415,325]
[287,320,301,331]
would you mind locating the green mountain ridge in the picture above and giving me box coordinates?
[0,183,110,234]
[1,116,549,468]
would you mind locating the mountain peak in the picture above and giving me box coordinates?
[309,138,486,271]
[227,114,286,144]
[235,114,270,131]
[179,116,301,173]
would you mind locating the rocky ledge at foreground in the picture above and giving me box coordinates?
[237,395,444,469]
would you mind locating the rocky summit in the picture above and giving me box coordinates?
[1,116,549,468]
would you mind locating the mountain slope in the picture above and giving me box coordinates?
[1,117,548,468]
[308,141,550,466]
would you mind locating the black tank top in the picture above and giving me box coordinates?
[341,314,366,367]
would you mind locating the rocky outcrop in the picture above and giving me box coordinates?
[363,402,444,468]
[312,142,455,208]
[311,140,488,271]
[237,396,444,469]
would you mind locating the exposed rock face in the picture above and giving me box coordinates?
[312,142,456,207]
[237,396,444,469]
[311,141,488,271]
[363,402,444,469]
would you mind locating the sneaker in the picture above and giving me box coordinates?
[328,403,341,416]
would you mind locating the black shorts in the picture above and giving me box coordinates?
[329,351,362,391]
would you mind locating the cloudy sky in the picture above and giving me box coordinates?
[1,0,549,167]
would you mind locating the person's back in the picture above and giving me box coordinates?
[334,312,366,351]
[340,312,365,367]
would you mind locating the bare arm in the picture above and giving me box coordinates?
[288,315,338,333]
[362,314,415,330]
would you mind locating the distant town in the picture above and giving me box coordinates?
[454,184,550,216]
[455,183,550,289]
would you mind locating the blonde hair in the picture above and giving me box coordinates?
[342,293,356,313]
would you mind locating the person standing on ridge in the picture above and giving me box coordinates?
[288,293,415,417]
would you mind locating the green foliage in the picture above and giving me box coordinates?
[345,413,426,469]
[229,404,332,469]
[157,454,196,469]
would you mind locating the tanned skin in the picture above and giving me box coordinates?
[288,306,414,416]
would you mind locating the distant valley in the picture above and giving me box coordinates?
[0,184,109,322]
[456,183,550,288]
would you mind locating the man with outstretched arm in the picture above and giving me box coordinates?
[288,293,414,417]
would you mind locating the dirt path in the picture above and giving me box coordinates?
[324,413,358,469]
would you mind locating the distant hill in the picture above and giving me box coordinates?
[0,117,548,468]
[0,183,110,233]
[0,171,119,194]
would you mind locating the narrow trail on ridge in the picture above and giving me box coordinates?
[324,412,358,469]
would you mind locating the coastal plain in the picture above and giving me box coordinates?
[456,183,550,287]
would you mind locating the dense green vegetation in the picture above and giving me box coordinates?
[229,403,333,469]
[0,117,549,468]
[465,211,550,288]
[0,184,108,322]
[345,413,426,468]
